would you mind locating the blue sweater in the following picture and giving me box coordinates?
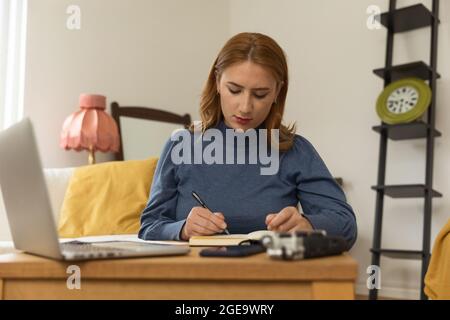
[138,120,357,249]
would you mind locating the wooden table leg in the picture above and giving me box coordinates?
[0,279,4,300]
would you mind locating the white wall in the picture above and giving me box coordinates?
[1,0,449,299]
[0,0,230,235]
[23,0,230,168]
[228,0,450,299]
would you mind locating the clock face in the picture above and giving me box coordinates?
[376,77,432,124]
[387,86,418,114]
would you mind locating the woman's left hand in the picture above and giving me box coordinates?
[265,206,313,232]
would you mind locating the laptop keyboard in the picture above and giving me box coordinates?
[59,241,184,260]
[60,241,168,254]
[61,241,128,255]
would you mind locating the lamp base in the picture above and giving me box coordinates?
[88,147,96,165]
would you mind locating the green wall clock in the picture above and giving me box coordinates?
[376,77,432,124]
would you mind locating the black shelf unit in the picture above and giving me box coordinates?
[371,249,425,260]
[370,0,441,300]
[371,185,442,198]
[373,61,440,82]
[378,3,439,33]
[372,121,441,140]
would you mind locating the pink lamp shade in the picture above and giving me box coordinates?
[60,94,120,164]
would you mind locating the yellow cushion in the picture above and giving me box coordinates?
[58,158,158,238]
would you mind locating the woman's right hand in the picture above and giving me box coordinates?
[180,207,227,240]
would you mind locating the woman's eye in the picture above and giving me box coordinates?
[228,88,241,95]
[228,88,267,99]
[254,94,267,99]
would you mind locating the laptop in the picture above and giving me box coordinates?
[0,118,190,261]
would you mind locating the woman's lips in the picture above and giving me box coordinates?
[234,115,252,125]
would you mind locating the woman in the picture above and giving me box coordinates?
[138,32,357,249]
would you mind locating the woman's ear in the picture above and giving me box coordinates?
[274,81,284,102]
[277,81,284,94]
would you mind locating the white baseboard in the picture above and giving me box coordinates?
[356,283,420,300]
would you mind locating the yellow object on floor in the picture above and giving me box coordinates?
[424,218,450,299]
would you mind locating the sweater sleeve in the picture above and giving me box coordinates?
[138,137,186,240]
[293,135,357,249]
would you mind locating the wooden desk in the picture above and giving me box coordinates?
[0,247,357,300]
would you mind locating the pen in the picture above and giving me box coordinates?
[191,191,230,235]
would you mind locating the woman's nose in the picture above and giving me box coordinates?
[239,94,253,113]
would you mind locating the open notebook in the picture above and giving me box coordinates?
[189,230,274,246]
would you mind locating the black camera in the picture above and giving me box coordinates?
[261,230,348,260]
